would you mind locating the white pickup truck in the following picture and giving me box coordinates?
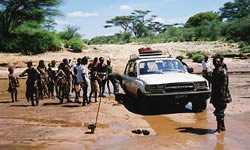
[122,49,211,112]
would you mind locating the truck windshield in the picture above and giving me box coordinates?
[139,59,185,75]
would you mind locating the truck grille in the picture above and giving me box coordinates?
[164,83,194,92]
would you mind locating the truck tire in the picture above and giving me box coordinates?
[192,100,207,112]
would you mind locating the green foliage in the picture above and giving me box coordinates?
[186,51,207,63]
[185,12,221,27]
[240,46,250,53]
[58,25,81,41]
[194,20,224,41]
[192,53,205,63]
[222,15,250,43]
[65,38,86,53]
[15,22,61,54]
[0,22,61,54]
[238,41,247,48]
[0,0,62,37]
[219,0,250,21]
[121,32,132,43]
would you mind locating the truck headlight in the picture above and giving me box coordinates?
[194,82,207,88]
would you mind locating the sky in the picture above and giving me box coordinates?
[54,0,232,39]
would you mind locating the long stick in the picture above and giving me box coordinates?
[94,96,102,127]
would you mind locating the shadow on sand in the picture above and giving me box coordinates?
[176,127,216,135]
[43,102,61,106]
[62,105,80,108]
[0,100,13,104]
[116,94,193,115]
[10,104,31,107]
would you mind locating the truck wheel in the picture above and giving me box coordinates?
[137,90,146,104]
[192,100,207,112]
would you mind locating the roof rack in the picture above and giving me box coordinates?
[129,47,171,60]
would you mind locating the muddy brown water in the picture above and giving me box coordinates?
[0,75,250,150]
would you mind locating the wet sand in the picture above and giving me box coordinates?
[0,74,250,150]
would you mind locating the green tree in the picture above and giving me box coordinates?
[129,10,154,37]
[58,25,81,41]
[105,16,134,32]
[222,15,250,43]
[104,10,156,38]
[148,20,165,36]
[220,0,250,21]
[185,11,221,27]
[0,0,63,37]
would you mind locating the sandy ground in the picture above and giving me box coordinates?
[0,42,250,150]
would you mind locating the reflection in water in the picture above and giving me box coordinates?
[214,133,225,150]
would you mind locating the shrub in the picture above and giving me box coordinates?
[240,46,250,53]
[0,22,62,54]
[186,51,207,63]
[238,41,247,48]
[192,53,204,63]
[15,22,62,54]
[66,38,86,53]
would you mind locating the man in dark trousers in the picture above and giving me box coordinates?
[107,72,123,101]
[210,56,232,133]
[97,57,107,97]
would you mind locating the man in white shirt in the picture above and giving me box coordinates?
[202,55,212,86]
[72,58,83,103]
[81,56,89,106]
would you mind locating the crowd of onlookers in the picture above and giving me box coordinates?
[7,57,122,106]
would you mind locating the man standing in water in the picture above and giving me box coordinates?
[211,56,232,133]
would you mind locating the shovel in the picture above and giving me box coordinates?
[88,95,102,134]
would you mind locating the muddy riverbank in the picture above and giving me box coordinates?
[0,74,249,150]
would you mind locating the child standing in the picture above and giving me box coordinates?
[8,67,19,102]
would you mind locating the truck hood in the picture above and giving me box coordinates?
[138,72,206,85]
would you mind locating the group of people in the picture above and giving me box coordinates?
[8,54,232,133]
[8,57,123,106]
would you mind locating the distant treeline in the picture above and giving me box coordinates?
[90,0,250,50]
[0,0,249,55]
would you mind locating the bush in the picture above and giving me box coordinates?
[16,22,61,54]
[192,53,204,63]
[65,38,86,53]
[238,41,247,48]
[186,51,207,63]
[240,46,250,53]
[0,22,62,54]
[222,15,250,44]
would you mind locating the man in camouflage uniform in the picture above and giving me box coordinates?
[210,56,232,133]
